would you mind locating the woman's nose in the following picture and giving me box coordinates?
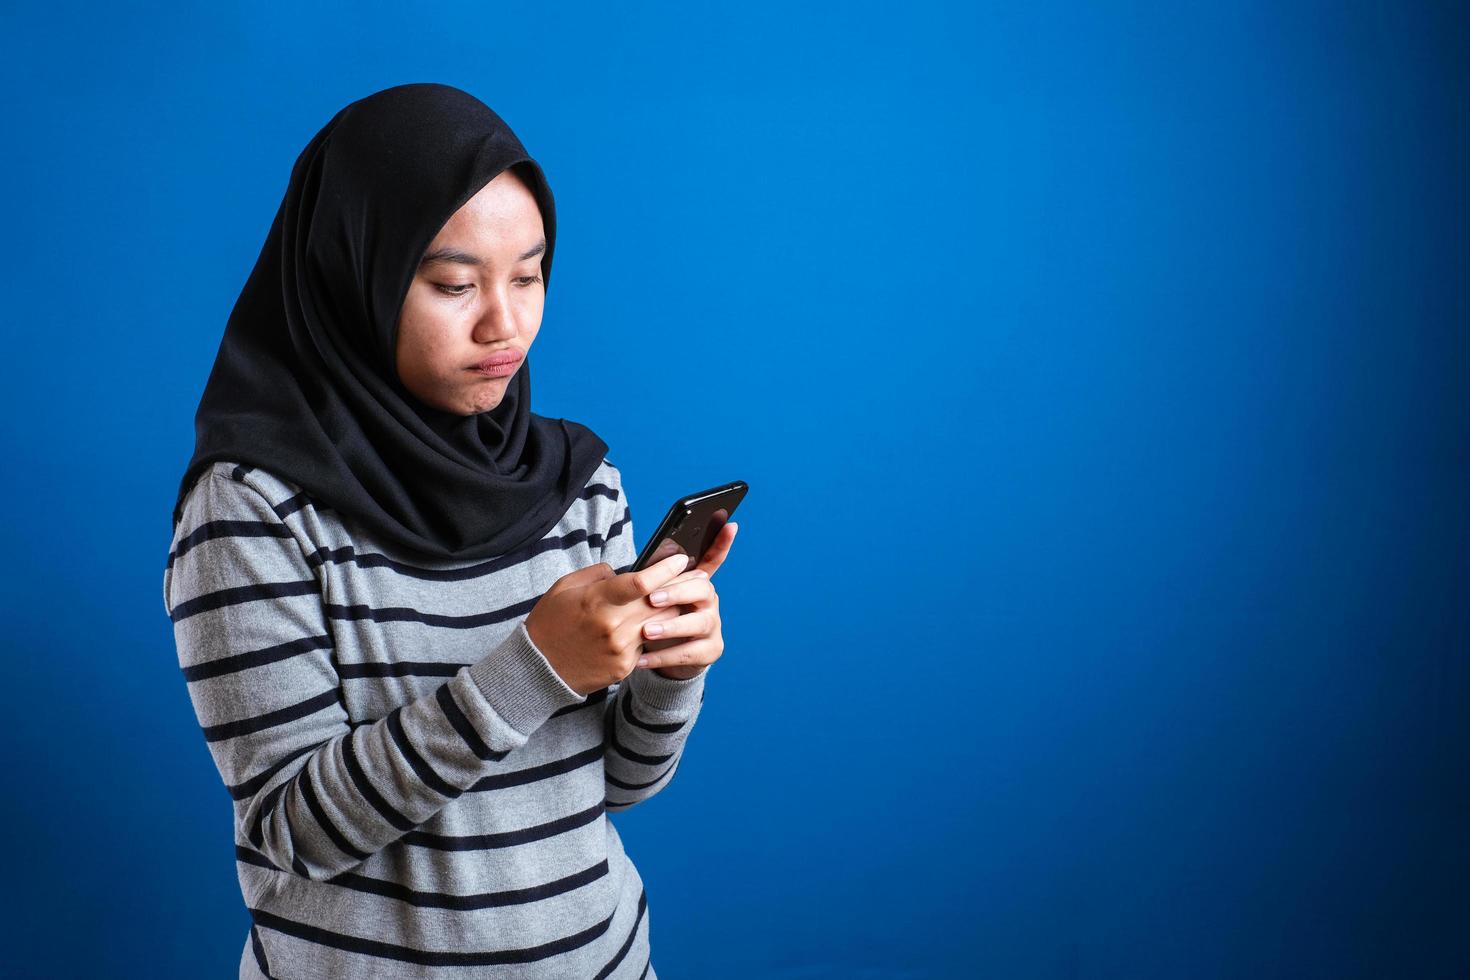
[471,289,518,342]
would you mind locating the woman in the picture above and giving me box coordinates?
[162,83,736,979]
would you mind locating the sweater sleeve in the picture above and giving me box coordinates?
[163,468,586,881]
[595,466,707,811]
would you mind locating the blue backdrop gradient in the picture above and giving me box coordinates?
[2,2,1466,977]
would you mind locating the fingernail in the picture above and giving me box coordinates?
[692,570,708,578]
[646,623,664,636]
[637,657,649,667]
[650,590,668,604]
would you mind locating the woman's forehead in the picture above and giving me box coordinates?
[424,170,544,262]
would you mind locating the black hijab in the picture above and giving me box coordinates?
[172,83,608,561]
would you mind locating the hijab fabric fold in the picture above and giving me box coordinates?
[173,82,608,561]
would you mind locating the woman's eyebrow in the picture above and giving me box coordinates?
[420,239,546,268]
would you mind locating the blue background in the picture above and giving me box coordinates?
[2,2,1466,977]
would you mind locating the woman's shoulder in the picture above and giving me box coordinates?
[590,455,623,489]
[163,462,323,616]
[176,460,315,524]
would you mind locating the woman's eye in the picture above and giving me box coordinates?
[436,277,539,296]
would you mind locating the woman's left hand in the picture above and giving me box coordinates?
[639,521,738,679]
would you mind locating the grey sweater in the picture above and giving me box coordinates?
[162,458,706,979]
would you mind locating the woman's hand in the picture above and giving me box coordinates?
[639,521,738,679]
[524,552,695,695]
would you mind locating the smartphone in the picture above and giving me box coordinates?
[629,480,749,574]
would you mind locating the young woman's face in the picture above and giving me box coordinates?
[395,168,546,415]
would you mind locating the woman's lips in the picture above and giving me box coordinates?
[470,351,522,377]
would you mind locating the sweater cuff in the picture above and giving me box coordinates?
[626,663,707,716]
[467,620,586,736]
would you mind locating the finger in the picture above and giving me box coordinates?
[637,636,716,671]
[692,522,738,578]
[606,552,691,606]
[646,577,714,610]
[638,600,695,645]
[663,567,710,587]
[641,606,714,641]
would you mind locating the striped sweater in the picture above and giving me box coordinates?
[162,458,707,979]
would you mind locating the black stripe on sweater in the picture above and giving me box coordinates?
[236,846,610,909]
[339,659,461,679]
[605,505,631,532]
[299,765,371,862]
[469,743,604,792]
[170,579,320,623]
[606,757,680,793]
[338,858,609,910]
[228,740,324,801]
[168,519,295,568]
[344,685,608,729]
[602,507,633,548]
[249,780,292,849]
[324,594,537,630]
[247,893,625,966]
[400,798,606,850]
[183,634,334,683]
[620,686,689,734]
[203,688,340,743]
[606,709,675,766]
[250,924,275,979]
[594,887,649,980]
[273,492,312,519]
[300,532,589,580]
[584,481,620,503]
[434,682,509,762]
[341,727,415,832]
[384,706,462,799]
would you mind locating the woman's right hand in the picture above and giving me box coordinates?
[523,553,712,695]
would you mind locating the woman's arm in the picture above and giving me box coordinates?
[594,467,707,811]
[164,468,586,881]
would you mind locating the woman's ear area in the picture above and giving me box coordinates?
[390,268,417,380]
[390,275,432,397]
[390,311,405,383]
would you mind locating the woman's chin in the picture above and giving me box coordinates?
[464,392,506,415]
